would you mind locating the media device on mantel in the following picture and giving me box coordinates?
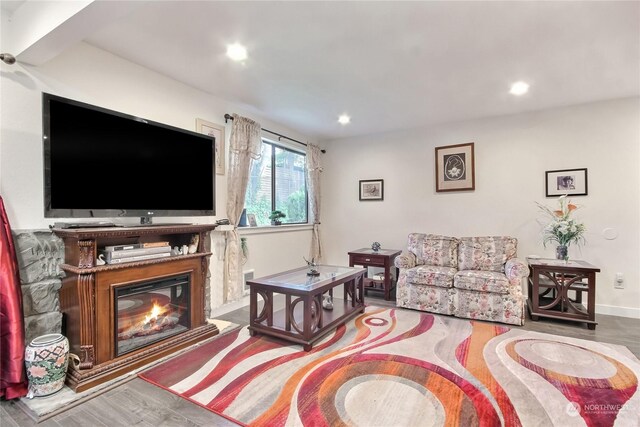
[43,93,216,225]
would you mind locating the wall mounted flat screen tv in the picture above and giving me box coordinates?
[43,93,215,222]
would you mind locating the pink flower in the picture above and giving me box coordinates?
[55,356,66,367]
[28,365,48,378]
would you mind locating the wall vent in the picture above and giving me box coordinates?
[243,269,254,295]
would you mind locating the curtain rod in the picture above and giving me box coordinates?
[224,113,326,153]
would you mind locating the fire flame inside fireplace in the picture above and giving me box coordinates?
[144,302,165,325]
[119,300,180,341]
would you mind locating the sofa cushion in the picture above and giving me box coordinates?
[452,288,524,326]
[405,265,456,288]
[396,276,455,316]
[407,233,450,265]
[457,236,518,272]
[423,236,459,268]
[406,233,428,265]
[454,270,511,294]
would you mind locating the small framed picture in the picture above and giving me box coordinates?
[359,179,384,201]
[247,213,257,227]
[196,118,225,175]
[435,142,475,192]
[545,168,588,197]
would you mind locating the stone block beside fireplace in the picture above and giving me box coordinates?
[14,230,65,344]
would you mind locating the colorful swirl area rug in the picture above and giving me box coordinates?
[139,307,640,426]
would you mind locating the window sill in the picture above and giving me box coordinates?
[238,224,313,235]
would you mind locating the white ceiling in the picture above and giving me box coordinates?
[10,1,640,141]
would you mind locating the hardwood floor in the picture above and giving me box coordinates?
[2,294,639,426]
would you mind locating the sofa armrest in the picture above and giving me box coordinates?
[395,251,416,269]
[505,258,529,285]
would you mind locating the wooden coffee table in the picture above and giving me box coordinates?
[247,265,366,351]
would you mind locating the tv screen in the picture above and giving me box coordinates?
[43,93,215,221]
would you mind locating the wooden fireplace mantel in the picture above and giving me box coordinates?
[53,223,219,392]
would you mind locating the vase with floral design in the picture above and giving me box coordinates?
[555,245,569,261]
[25,333,69,398]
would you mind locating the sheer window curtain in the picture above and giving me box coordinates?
[306,143,323,261]
[224,114,261,303]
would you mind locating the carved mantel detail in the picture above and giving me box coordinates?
[78,240,95,268]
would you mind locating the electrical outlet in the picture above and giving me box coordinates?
[614,272,624,289]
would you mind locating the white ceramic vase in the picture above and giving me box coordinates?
[25,333,70,398]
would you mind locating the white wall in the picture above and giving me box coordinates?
[321,98,640,318]
[209,225,312,310]
[0,42,314,310]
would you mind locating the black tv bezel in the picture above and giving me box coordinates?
[43,93,216,220]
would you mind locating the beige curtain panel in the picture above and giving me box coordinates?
[306,143,323,261]
[224,114,262,303]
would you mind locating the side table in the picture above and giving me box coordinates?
[348,248,401,301]
[527,258,600,330]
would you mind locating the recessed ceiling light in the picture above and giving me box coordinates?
[226,43,247,61]
[338,114,351,125]
[510,81,529,96]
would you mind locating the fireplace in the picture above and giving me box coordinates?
[54,224,219,392]
[114,274,191,356]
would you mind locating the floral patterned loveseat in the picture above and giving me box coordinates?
[395,234,529,326]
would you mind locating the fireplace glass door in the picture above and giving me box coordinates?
[114,274,191,356]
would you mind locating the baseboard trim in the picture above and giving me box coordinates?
[522,297,640,319]
[595,304,640,319]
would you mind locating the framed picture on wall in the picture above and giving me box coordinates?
[545,168,588,197]
[196,118,225,175]
[359,179,384,201]
[435,142,475,192]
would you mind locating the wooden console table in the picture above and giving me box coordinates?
[247,265,365,351]
[348,248,401,300]
[527,258,600,330]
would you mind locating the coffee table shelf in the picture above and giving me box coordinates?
[248,265,366,351]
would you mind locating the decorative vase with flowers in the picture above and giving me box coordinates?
[537,195,586,261]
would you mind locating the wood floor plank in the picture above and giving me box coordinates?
[0,404,21,427]
[52,409,108,427]
[108,384,200,426]
[81,389,152,426]
[1,400,40,426]
[126,378,237,426]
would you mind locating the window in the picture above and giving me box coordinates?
[244,140,308,226]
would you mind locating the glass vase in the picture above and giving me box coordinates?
[555,245,569,261]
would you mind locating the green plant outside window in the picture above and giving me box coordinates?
[244,140,308,226]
